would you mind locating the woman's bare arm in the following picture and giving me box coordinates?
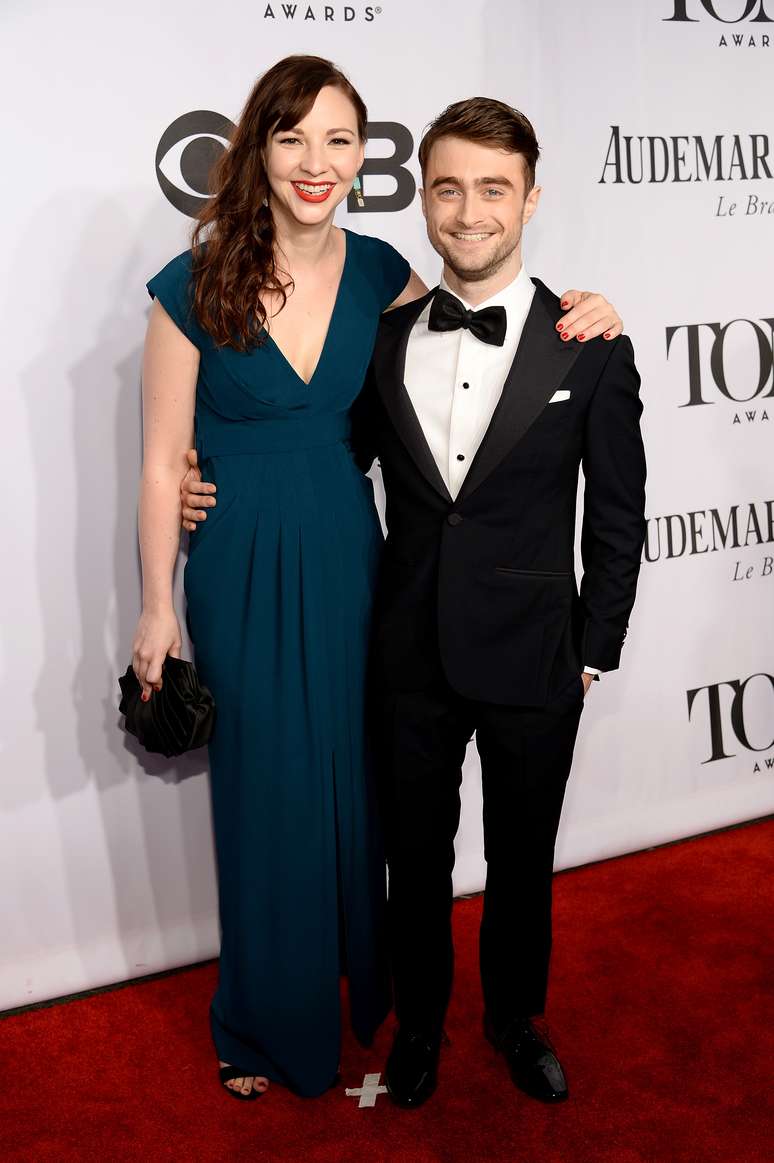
[132,300,199,696]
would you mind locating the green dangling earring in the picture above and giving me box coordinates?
[352,174,365,209]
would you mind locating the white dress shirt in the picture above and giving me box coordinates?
[403,266,601,678]
[404,265,535,500]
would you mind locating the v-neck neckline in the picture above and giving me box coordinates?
[264,227,351,388]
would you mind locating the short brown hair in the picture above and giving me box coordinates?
[418,97,540,191]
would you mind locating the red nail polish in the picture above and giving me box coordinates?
[561,301,568,308]
[604,331,611,339]
[577,333,585,341]
[561,332,569,341]
[556,323,563,331]
[141,692,149,702]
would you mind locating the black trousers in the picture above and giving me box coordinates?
[376,672,585,1038]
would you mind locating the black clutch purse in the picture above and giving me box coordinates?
[118,655,215,757]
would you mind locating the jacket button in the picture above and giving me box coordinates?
[447,513,464,526]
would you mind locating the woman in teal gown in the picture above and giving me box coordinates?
[133,56,419,1100]
[146,229,408,1097]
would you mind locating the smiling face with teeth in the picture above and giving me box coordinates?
[264,85,365,230]
[420,135,541,300]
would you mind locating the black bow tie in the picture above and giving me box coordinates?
[427,288,507,347]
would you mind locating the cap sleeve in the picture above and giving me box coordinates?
[376,238,411,311]
[146,250,198,343]
[352,233,411,312]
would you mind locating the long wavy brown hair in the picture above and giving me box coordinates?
[191,55,368,351]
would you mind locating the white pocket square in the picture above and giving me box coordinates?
[548,390,571,403]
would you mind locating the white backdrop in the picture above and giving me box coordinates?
[3,0,773,1011]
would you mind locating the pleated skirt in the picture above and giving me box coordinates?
[184,441,389,1097]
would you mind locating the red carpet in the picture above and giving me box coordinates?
[1,821,771,1162]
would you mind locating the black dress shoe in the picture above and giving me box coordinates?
[485,1015,568,1103]
[385,1027,441,1108]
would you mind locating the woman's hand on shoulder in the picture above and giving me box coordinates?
[385,269,429,311]
[131,608,182,700]
[556,290,623,343]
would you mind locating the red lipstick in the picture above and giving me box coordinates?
[291,182,335,203]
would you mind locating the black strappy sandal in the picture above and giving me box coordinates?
[219,1064,265,1101]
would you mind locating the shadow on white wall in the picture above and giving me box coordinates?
[15,197,219,999]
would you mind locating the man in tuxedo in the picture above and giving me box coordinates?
[351,98,646,1108]
[180,97,646,1109]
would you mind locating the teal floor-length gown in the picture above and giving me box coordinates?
[147,230,410,1097]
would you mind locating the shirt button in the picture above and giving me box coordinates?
[456,454,465,461]
[462,382,470,389]
[447,513,464,526]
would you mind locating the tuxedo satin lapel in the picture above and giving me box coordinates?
[457,280,583,502]
[373,289,453,503]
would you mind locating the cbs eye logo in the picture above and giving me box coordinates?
[156,112,417,217]
[155,111,235,217]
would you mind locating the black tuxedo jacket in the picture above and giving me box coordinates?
[352,278,647,708]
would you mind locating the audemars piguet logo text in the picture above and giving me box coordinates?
[599,128,774,217]
[599,128,772,184]
[643,501,774,582]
